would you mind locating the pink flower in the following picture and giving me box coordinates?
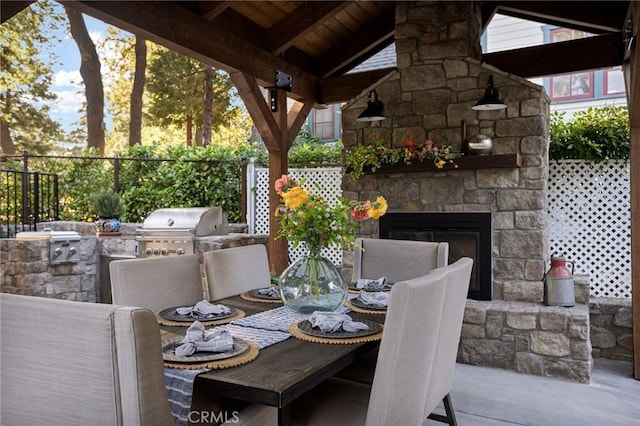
[275,175,294,195]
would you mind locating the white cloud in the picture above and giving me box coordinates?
[53,70,83,88]
[51,89,85,114]
[89,30,103,44]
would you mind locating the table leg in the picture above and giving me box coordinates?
[278,404,291,426]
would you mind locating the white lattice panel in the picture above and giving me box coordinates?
[249,167,343,266]
[548,160,631,299]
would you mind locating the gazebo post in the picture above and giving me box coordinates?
[231,72,313,274]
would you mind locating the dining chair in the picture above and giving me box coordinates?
[0,293,174,426]
[203,244,271,301]
[352,237,449,283]
[228,261,452,426]
[423,256,474,425]
[336,237,450,384]
[109,254,205,312]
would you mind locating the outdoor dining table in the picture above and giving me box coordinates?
[160,295,385,426]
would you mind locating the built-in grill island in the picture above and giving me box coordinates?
[136,207,229,257]
[15,229,82,264]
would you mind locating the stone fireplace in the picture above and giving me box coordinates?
[340,1,592,383]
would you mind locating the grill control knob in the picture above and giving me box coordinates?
[68,247,77,256]
[53,248,62,257]
[161,248,169,256]
[176,248,185,255]
[153,248,161,256]
[145,248,153,256]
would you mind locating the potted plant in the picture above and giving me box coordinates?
[91,189,123,236]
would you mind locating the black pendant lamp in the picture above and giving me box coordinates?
[472,75,507,111]
[356,90,385,122]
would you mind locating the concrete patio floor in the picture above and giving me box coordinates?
[425,359,640,426]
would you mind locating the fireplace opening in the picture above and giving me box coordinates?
[379,212,492,300]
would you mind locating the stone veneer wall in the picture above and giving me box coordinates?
[340,1,592,382]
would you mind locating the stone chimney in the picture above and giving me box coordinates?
[342,1,551,303]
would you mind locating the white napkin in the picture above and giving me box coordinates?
[358,291,389,307]
[175,321,234,357]
[175,300,231,318]
[256,286,280,297]
[356,276,391,291]
[308,312,369,333]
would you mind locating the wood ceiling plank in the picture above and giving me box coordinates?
[268,1,349,55]
[63,1,318,101]
[483,33,624,78]
[316,9,396,78]
[199,1,233,21]
[1,1,35,23]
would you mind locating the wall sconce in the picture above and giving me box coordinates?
[472,75,507,111]
[356,90,385,122]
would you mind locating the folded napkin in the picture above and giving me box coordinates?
[358,291,389,307]
[308,312,369,333]
[175,300,231,318]
[256,286,280,298]
[356,276,391,291]
[175,321,234,357]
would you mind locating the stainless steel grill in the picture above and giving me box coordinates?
[136,207,228,257]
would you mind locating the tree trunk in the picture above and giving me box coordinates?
[129,36,146,146]
[65,6,105,155]
[186,115,193,146]
[202,65,213,146]
[0,92,15,155]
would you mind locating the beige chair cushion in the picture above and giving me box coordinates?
[109,254,204,311]
[352,238,449,283]
[203,244,271,300]
[0,293,174,426]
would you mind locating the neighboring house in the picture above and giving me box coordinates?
[308,14,627,136]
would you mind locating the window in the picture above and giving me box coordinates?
[549,29,594,101]
[604,67,625,95]
[311,106,337,141]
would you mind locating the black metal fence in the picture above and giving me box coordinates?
[1,168,59,237]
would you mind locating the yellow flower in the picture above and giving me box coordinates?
[367,196,388,219]
[282,186,308,208]
[436,159,446,169]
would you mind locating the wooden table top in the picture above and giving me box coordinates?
[161,295,383,411]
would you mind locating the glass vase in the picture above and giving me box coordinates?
[279,250,347,314]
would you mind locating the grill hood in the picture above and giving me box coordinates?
[139,207,228,237]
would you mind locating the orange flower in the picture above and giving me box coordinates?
[275,175,295,195]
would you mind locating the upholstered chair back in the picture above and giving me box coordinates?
[0,293,174,426]
[203,244,271,301]
[109,254,204,311]
[352,238,449,283]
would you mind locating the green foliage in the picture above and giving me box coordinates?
[549,106,630,161]
[90,189,122,218]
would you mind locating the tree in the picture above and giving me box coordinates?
[0,0,63,154]
[65,6,105,154]
[146,47,238,146]
[129,36,146,146]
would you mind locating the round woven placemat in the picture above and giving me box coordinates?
[287,322,383,345]
[163,340,259,370]
[240,291,282,304]
[156,309,245,327]
[345,299,386,315]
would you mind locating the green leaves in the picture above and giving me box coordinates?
[549,106,629,162]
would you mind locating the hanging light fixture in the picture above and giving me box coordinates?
[472,75,507,111]
[356,90,385,122]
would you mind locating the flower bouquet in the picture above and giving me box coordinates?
[275,174,387,313]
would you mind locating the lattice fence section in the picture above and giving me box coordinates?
[548,160,631,298]
[247,166,343,266]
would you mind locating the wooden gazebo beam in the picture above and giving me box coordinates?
[231,72,313,274]
[622,1,640,381]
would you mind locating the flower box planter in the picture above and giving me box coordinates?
[348,153,521,176]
